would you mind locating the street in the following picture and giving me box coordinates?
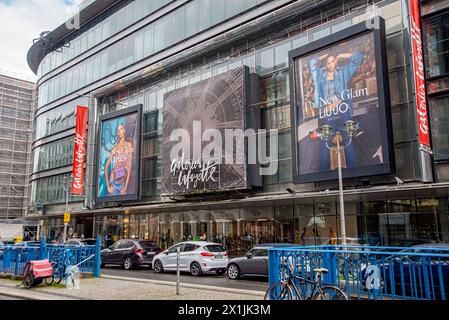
[101,266,268,292]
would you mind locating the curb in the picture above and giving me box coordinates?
[101,275,266,297]
[0,285,74,300]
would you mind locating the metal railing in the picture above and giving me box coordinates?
[268,245,449,300]
[0,235,102,278]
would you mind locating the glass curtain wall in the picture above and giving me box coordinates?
[37,0,269,107]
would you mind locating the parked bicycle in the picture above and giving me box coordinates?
[265,264,348,300]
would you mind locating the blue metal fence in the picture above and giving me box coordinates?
[0,235,102,278]
[268,245,449,300]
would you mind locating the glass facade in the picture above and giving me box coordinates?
[34,104,76,141]
[423,9,449,79]
[30,0,449,254]
[54,197,446,254]
[429,95,449,161]
[96,0,412,200]
[37,0,173,78]
[37,0,268,107]
[33,135,74,173]
[31,172,83,205]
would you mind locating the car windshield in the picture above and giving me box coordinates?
[81,239,96,245]
[139,241,159,250]
[204,245,225,252]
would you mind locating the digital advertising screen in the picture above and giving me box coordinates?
[96,105,141,203]
[290,19,394,183]
[162,67,248,195]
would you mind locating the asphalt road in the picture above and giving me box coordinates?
[101,266,269,292]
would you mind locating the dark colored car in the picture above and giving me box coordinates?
[362,243,449,297]
[227,243,294,280]
[101,239,161,270]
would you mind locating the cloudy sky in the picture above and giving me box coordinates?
[0,0,84,81]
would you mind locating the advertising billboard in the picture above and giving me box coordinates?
[162,67,248,195]
[290,19,394,183]
[71,105,88,195]
[409,0,431,151]
[96,105,141,203]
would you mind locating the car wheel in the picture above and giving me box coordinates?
[215,269,225,276]
[227,264,240,280]
[123,256,134,270]
[190,262,203,276]
[153,260,163,273]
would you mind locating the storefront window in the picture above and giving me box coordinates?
[240,207,275,247]
[274,206,295,243]
[210,209,240,251]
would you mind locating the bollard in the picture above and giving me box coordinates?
[94,235,101,277]
[39,236,47,260]
[176,246,180,295]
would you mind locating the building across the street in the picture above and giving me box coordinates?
[26,0,449,253]
[0,70,34,220]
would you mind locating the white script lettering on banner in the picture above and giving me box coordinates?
[170,154,218,190]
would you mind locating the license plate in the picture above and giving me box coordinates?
[215,254,223,259]
[146,251,155,255]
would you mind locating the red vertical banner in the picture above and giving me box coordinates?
[71,105,89,195]
[409,0,431,150]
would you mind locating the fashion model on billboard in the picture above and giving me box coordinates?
[104,122,134,195]
[97,108,140,201]
[309,50,364,171]
[291,19,394,183]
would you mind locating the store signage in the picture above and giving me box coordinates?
[170,154,219,190]
[71,105,88,195]
[162,67,249,195]
[96,105,142,203]
[290,19,394,183]
[409,0,431,150]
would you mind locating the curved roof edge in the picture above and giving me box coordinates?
[27,0,120,75]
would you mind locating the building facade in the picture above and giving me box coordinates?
[26,0,449,252]
[0,70,35,219]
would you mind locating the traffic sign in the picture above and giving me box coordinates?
[64,212,71,223]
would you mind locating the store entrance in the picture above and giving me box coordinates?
[75,216,94,239]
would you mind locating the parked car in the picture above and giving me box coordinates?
[101,239,161,270]
[227,243,294,280]
[14,241,41,247]
[66,238,97,247]
[361,243,449,297]
[152,241,228,276]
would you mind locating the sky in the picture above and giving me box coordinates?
[0,0,84,81]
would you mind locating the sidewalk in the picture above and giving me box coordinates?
[0,276,264,300]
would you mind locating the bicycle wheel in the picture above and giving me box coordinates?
[54,276,63,284]
[313,286,348,300]
[44,276,54,286]
[264,282,295,300]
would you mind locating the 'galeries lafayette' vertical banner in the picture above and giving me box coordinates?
[71,105,88,195]
[409,0,431,149]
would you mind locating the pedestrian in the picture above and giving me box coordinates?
[328,227,337,245]
[299,227,307,245]
[106,232,113,248]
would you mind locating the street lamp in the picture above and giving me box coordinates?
[318,120,359,245]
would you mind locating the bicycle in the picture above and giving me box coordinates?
[264,266,348,300]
